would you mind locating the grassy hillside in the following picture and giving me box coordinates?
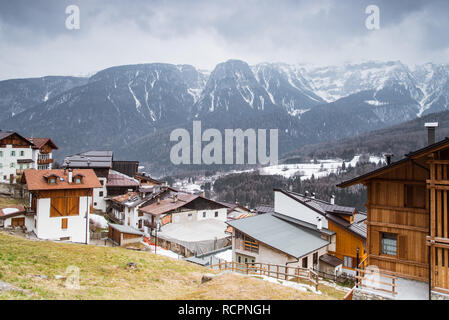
[0,232,345,300]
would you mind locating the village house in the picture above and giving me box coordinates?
[273,189,367,272]
[26,137,58,170]
[338,123,449,300]
[0,131,35,184]
[226,213,331,270]
[108,185,172,229]
[18,168,101,243]
[64,151,113,212]
[0,205,34,229]
[138,193,230,256]
[64,151,141,213]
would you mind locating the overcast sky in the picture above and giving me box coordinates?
[0,0,448,80]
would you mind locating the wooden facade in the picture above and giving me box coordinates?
[327,221,367,269]
[339,138,449,293]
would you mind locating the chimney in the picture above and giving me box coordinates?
[425,122,439,145]
[317,217,322,230]
[384,153,393,165]
[330,195,335,205]
[174,194,178,203]
[201,191,205,197]
[157,196,161,204]
[68,169,73,183]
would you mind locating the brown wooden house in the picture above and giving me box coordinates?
[338,123,449,297]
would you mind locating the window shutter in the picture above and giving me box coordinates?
[398,235,407,260]
[61,218,68,229]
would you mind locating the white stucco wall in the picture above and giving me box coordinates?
[92,177,107,212]
[274,191,328,229]
[35,196,91,243]
[171,208,227,224]
[0,145,33,183]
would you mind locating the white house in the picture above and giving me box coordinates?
[0,132,35,184]
[26,138,58,170]
[20,168,101,243]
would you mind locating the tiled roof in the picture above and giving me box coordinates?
[107,170,139,187]
[140,193,199,216]
[23,169,101,191]
[26,138,58,150]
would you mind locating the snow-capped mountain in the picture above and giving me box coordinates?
[193,60,280,117]
[0,76,88,122]
[252,63,324,117]
[1,59,448,174]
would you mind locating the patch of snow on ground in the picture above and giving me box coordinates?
[141,241,180,259]
[214,249,232,262]
[252,275,322,294]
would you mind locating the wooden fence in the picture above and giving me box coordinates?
[355,268,397,295]
[210,261,319,291]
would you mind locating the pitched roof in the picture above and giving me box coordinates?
[107,170,139,187]
[26,138,58,150]
[319,253,343,267]
[108,223,144,236]
[65,150,113,169]
[337,138,449,188]
[254,205,274,214]
[0,131,34,146]
[0,205,25,218]
[275,189,356,216]
[227,213,329,259]
[275,189,366,239]
[140,193,199,215]
[23,169,101,191]
[139,193,227,216]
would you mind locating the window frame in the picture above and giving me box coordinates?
[381,232,398,257]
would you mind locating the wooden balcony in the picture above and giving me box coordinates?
[38,158,53,165]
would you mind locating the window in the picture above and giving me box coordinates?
[313,252,318,266]
[61,218,68,230]
[215,211,218,218]
[10,151,15,157]
[99,191,104,197]
[203,212,206,218]
[238,256,241,263]
[302,257,308,268]
[0,151,3,157]
[404,185,426,209]
[0,163,2,169]
[49,178,56,184]
[344,256,353,268]
[10,163,15,168]
[100,180,104,186]
[381,233,397,256]
[20,151,24,157]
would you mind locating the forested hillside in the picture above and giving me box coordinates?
[213,161,383,212]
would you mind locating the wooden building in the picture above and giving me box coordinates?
[338,123,449,297]
[21,168,101,243]
[274,189,367,271]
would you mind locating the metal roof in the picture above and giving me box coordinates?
[227,213,329,259]
[65,150,113,169]
[108,223,144,236]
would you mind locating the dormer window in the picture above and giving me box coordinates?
[73,174,84,184]
[49,178,56,184]
[44,174,59,185]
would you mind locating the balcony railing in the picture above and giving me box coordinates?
[38,158,53,165]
